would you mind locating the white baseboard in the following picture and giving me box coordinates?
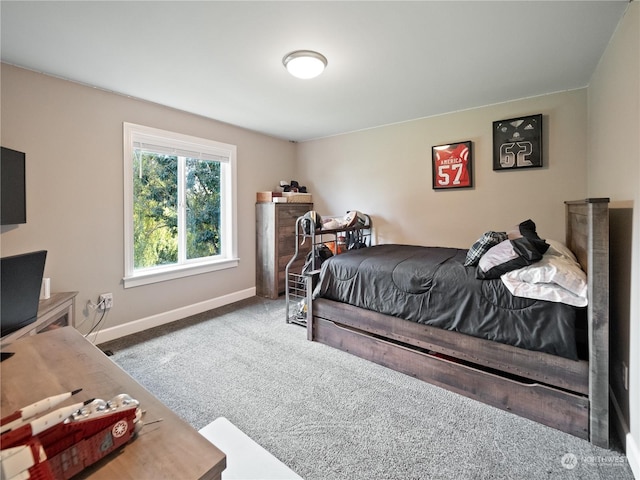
[92,287,256,345]
[628,432,640,480]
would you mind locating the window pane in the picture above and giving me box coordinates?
[185,158,221,259]
[124,122,238,287]
[133,151,178,268]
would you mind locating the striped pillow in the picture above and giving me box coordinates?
[464,231,508,267]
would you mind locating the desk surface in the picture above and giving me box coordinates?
[0,327,226,480]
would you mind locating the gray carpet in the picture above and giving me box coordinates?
[101,297,633,480]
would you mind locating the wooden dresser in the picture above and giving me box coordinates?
[256,202,312,299]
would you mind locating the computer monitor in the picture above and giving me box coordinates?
[1,250,47,337]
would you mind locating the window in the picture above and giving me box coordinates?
[123,123,238,288]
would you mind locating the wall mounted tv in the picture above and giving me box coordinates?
[1,146,27,225]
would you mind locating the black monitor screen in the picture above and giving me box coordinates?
[1,250,47,337]
[1,146,27,225]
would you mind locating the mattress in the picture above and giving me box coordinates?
[312,244,579,359]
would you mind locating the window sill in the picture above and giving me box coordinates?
[123,257,239,288]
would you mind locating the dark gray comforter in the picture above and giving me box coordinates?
[312,244,579,360]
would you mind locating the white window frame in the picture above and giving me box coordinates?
[123,123,238,288]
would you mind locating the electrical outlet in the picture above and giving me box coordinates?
[99,293,113,310]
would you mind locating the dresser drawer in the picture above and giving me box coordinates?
[256,202,313,299]
[277,205,311,226]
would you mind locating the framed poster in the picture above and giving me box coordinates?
[432,141,473,190]
[493,114,542,170]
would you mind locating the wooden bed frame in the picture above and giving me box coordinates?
[305,199,610,447]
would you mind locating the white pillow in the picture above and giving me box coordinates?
[546,239,578,263]
[500,253,588,307]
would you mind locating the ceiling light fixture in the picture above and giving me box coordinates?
[282,50,327,79]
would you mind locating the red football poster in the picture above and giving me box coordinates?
[432,141,473,189]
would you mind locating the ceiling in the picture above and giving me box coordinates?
[0,1,630,142]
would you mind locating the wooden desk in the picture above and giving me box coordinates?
[36,292,77,330]
[0,327,226,480]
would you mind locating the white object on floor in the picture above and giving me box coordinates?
[199,417,303,480]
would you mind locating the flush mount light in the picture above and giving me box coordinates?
[282,50,327,79]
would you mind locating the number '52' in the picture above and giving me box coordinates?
[499,141,533,168]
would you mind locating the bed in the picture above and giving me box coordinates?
[304,199,609,447]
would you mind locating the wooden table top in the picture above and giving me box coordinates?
[0,327,226,480]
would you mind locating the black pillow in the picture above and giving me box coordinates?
[508,219,550,255]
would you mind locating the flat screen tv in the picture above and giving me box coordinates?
[1,250,47,338]
[1,146,27,225]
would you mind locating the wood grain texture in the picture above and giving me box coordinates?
[256,202,312,298]
[566,199,610,448]
[314,317,589,440]
[0,328,226,480]
[313,298,589,395]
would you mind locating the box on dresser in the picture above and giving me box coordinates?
[256,191,282,203]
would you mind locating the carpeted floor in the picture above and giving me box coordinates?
[101,296,633,480]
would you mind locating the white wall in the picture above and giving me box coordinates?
[587,2,640,476]
[0,64,296,341]
[296,89,588,248]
